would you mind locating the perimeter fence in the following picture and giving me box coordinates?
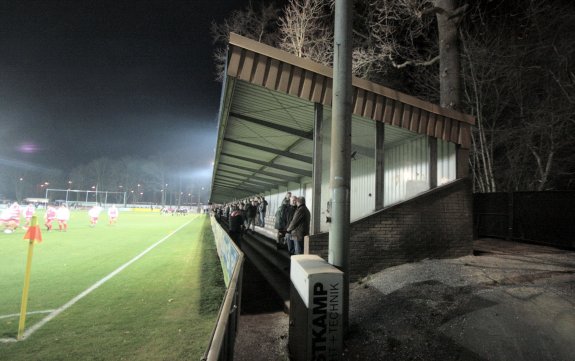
[474,191,575,249]
[201,216,244,361]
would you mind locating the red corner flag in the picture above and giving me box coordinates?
[23,216,42,243]
[18,215,43,340]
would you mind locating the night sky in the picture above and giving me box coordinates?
[0,0,251,173]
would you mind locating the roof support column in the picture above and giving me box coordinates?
[375,121,385,210]
[329,0,352,334]
[456,146,470,179]
[429,137,438,189]
[312,103,323,235]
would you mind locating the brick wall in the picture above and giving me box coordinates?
[308,178,473,282]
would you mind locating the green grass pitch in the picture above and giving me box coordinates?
[0,211,225,360]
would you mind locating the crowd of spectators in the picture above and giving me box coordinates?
[212,192,310,255]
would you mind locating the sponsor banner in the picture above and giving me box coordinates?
[291,255,343,361]
[308,278,343,361]
[210,216,239,287]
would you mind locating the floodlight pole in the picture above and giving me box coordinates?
[329,0,353,334]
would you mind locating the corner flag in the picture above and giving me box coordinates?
[18,215,43,340]
[23,216,42,243]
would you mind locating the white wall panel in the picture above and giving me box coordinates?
[384,136,429,206]
[437,139,456,185]
[350,155,375,220]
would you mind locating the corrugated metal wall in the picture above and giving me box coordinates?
[350,155,375,219]
[261,129,457,231]
[350,117,376,220]
[438,139,456,185]
[384,136,430,206]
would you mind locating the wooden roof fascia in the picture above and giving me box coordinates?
[228,32,475,127]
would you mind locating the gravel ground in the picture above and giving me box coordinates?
[234,259,290,361]
[345,239,575,361]
[234,239,575,361]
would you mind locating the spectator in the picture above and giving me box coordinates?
[257,196,268,227]
[286,196,310,255]
[228,206,244,247]
[274,198,290,249]
[284,196,298,255]
[245,200,258,232]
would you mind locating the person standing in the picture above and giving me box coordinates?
[245,199,257,233]
[274,198,291,249]
[1,203,20,233]
[257,196,268,227]
[284,196,298,255]
[108,204,119,225]
[44,204,57,231]
[56,204,70,232]
[228,206,245,248]
[88,204,103,227]
[10,202,21,227]
[286,197,310,255]
[23,203,36,228]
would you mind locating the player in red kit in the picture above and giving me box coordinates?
[44,205,57,231]
[56,204,70,231]
[107,204,119,225]
[23,203,36,228]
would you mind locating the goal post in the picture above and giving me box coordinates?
[45,189,127,207]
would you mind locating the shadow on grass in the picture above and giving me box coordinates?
[197,216,227,315]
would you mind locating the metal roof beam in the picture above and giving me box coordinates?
[224,137,313,164]
[230,112,313,140]
[222,176,271,189]
[221,153,313,178]
[218,169,288,188]
[214,177,267,189]
[217,172,280,188]
[214,178,266,191]
[213,183,264,195]
[211,187,251,200]
[219,162,301,183]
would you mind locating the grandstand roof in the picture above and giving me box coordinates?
[210,33,475,203]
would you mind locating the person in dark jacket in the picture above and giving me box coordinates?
[274,198,290,249]
[283,196,297,254]
[286,196,310,255]
[228,206,244,247]
[245,200,258,232]
[257,196,268,227]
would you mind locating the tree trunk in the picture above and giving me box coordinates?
[435,0,461,111]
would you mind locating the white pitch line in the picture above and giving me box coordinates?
[0,310,55,320]
[8,220,192,343]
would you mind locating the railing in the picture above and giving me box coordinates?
[201,254,244,361]
[201,217,244,361]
